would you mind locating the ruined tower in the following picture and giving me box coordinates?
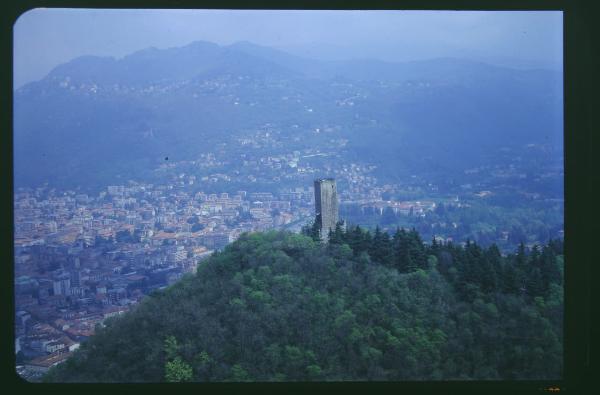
[314,178,339,240]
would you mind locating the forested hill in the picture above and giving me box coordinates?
[43,229,563,382]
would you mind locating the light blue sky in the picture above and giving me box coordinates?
[13,8,563,89]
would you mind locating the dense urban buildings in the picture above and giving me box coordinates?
[13,143,562,380]
[13,173,443,380]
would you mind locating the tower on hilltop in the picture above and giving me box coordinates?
[314,178,339,240]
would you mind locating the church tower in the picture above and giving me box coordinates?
[314,178,339,240]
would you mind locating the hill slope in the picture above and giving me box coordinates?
[43,230,563,382]
[14,41,562,191]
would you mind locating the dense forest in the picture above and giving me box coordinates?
[340,199,564,252]
[43,226,563,382]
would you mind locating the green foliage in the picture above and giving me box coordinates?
[301,217,322,242]
[163,335,193,382]
[165,357,193,382]
[164,336,180,361]
[43,230,563,382]
[306,364,323,380]
[343,198,562,252]
[230,364,251,382]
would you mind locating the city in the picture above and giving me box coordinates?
[13,126,565,381]
[14,172,441,380]
[11,9,565,383]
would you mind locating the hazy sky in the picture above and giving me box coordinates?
[13,8,563,89]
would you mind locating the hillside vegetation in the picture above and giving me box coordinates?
[44,228,563,382]
[15,41,561,191]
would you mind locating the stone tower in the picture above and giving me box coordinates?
[314,178,339,240]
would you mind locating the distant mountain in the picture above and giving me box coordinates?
[14,40,562,191]
[40,41,299,88]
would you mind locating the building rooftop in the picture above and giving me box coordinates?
[27,351,71,368]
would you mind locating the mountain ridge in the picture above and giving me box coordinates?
[14,40,562,191]
[22,40,561,90]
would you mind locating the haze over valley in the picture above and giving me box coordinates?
[15,40,562,193]
[13,10,564,383]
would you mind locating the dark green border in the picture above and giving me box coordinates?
[2,1,595,394]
